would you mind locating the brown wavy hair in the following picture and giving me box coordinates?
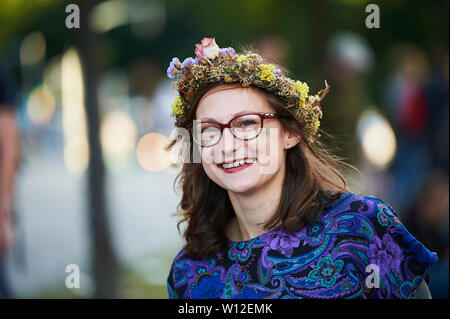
[165,82,359,258]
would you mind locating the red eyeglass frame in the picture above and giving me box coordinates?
[185,112,280,146]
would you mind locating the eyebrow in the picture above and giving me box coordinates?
[199,110,253,123]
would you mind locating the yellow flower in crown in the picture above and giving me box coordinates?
[294,81,309,105]
[171,96,184,116]
[258,64,276,82]
[236,54,249,63]
[314,120,320,131]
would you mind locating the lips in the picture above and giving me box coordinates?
[218,158,255,168]
[216,157,256,174]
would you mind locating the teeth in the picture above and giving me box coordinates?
[221,159,255,169]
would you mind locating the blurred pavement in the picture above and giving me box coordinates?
[6,149,184,297]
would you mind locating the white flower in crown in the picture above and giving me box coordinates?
[195,37,220,60]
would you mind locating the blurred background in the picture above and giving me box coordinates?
[0,0,447,298]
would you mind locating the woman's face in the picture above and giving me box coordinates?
[195,84,299,195]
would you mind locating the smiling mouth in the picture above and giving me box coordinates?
[216,158,256,173]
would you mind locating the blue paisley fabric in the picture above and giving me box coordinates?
[167,192,438,299]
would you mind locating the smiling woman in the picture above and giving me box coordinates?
[164,37,438,299]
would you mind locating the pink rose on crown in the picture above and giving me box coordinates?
[195,37,220,60]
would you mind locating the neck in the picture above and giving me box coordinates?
[226,164,285,242]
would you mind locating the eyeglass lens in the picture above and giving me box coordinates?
[194,114,263,146]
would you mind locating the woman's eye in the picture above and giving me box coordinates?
[239,120,256,127]
[201,126,216,133]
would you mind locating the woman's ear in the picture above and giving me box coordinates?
[284,131,301,150]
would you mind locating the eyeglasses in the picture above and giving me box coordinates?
[186,112,280,147]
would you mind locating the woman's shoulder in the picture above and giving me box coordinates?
[319,191,438,298]
[324,191,438,261]
[167,244,213,277]
[320,190,380,209]
[166,244,196,299]
[168,244,203,270]
[167,243,225,298]
[322,191,404,220]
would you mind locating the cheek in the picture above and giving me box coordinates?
[200,147,216,177]
[255,127,284,174]
[200,145,215,163]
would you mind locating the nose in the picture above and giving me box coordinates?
[220,127,238,156]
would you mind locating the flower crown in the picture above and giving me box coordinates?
[167,37,330,142]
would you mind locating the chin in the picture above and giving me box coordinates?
[208,165,253,191]
[224,182,257,194]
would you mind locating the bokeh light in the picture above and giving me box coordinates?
[89,0,129,33]
[26,84,56,126]
[63,136,90,176]
[357,109,397,169]
[20,30,46,66]
[43,55,62,102]
[88,0,165,37]
[136,132,171,172]
[61,47,89,176]
[100,109,138,173]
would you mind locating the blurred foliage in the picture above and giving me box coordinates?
[119,268,168,299]
[0,0,66,47]
[1,0,447,96]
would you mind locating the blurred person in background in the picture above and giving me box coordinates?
[384,44,432,211]
[0,60,19,299]
[383,45,449,298]
[402,170,449,299]
[425,47,449,171]
[322,31,375,167]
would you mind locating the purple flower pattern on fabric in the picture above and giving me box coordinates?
[296,218,335,247]
[228,239,257,262]
[368,233,403,277]
[308,257,344,288]
[260,228,301,258]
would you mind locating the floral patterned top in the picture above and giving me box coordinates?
[167,192,438,299]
